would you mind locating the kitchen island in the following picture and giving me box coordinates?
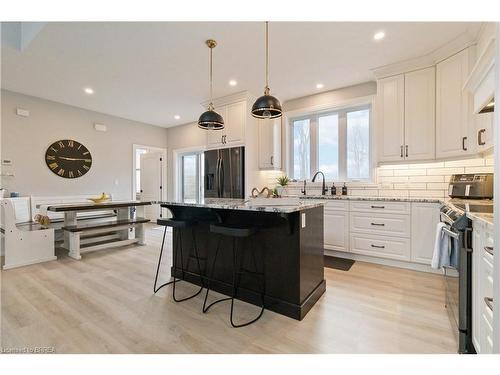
[160,198,326,320]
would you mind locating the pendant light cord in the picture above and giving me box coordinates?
[265,21,269,94]
[209,45,213,110]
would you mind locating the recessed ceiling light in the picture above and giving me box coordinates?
[174,115,180,120]
[229,80,238,86]
[316,83,324,89]
[373,31,385,41]
[84,87,94,94]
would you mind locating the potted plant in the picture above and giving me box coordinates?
[275,175,290,197]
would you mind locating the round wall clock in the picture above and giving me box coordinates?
[45,140,92,179]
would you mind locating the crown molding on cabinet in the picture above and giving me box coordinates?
[463,37,496,93]
[372,31,478,79]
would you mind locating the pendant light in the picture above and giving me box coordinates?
[251,21,282,119]
[198,39,224,130]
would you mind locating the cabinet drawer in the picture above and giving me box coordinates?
[324,201,349,211]
[350,212,410,238]
[350,233,411,261]
[350,200,410,214]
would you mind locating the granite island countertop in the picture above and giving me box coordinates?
[159,198,326,213]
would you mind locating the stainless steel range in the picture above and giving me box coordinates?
[440,173,493,354]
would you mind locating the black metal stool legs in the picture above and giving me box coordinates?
[153,225,170,293]
[153,226,204,302]
[203,235,231,313]
[230,238,265,328]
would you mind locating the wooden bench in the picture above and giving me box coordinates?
[61,217,150,259]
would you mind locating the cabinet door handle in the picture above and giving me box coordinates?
[484,246,494,256]
[371,222,385,226]
[484,297,493,311]
[270,156,274,165]
[371,205,385,209]
[371,244,385,249]
[462,136,468,151]
[478,129,486,146]
[405,145,408,158]
[400,145,404,158]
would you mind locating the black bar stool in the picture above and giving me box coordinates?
[153,218,204,302]
[203,223,265,328]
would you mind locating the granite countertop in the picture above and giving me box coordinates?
[160,198,325,213]
[300,195,443,204]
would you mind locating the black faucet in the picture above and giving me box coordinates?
[301,180,307,195]
[312,171,328,195]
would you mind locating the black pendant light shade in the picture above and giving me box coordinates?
[252,21,282,119]
[251,89,282,119]
[198,39,224,130]
[198,107,224,130]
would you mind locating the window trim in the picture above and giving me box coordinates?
[285,97,374,183]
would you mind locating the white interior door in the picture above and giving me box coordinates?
[140,152,163,221]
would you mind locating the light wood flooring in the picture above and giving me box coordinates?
[1,224,457,353]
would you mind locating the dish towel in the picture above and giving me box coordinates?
[431,222,450,269]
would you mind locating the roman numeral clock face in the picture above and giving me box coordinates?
[45,140,92,179]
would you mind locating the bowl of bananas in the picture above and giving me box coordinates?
[88,193,110,204]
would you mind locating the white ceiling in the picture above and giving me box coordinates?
[1,22,482,128]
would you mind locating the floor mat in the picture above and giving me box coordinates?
[324,255,355,271]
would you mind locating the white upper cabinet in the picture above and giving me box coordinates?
[377,67,435,163]
[258,117,282,170]
[404,67,436,161]
[377,74,405,162]
[475,112,494,153]
[206,100,246,149]
[436,47,475,158]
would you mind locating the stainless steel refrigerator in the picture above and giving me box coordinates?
[204,146,245,198]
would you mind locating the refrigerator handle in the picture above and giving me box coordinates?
[216,156,221,198]
[220,157,225,198]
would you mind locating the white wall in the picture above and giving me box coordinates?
[1,90,168,199]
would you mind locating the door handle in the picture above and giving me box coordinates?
[400,145,403,158]
[405,145,408,158]
[270,156,274,165]
[371,205,385,209]
[462,136,468,151]
[371,244,385,249]
[484,297,493,312]
[478,129,486,146]
[371,223,385,226]
[484,246,494,256]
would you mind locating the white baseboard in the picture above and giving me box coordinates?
[324,249,443,274]
[3,255,58,270]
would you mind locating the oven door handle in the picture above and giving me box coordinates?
[442,227,459,240]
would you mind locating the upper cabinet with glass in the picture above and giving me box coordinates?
[289,105,371,182]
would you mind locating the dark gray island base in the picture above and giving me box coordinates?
[161,200,326,320]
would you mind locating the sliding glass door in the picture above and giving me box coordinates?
[180,152,203,203]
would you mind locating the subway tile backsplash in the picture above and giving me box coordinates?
[260,156,494,200]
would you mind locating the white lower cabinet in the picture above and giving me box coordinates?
[324,200,440,268]
[324,201,349,252]
[411,203,440,264]
[471,219,494,354]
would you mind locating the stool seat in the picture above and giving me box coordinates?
[157,219,195,229]
[210,223,257,238]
